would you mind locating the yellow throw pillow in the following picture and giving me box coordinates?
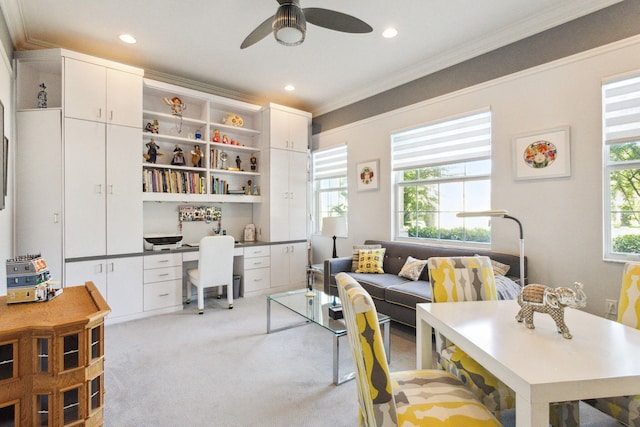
[355,248,386,274]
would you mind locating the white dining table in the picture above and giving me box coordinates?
[416,300,640,427]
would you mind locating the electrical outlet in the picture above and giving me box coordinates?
[606,299,618,317]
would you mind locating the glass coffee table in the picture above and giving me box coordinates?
[267,288,390,385]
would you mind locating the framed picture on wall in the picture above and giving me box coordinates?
[356,159,379,191]
[513,125,571,180]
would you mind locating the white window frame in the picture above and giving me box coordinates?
[391,108,492,245]
[312,145,348,233]
[603,71,640,262]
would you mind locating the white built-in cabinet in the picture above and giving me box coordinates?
[255,104,310,242]
[270,242,307,289]
[15,109,63,281]
[64,256,143,322]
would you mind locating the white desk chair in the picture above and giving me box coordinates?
[186,235,235,314]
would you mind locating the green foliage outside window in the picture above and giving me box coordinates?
[609,142,640,254]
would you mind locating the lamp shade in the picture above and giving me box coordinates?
[321,216,347,238]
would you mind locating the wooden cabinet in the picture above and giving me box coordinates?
[64,57,142,127]
[270,242,307,289]
[0,282,110,427]
[64,118,142,258]
[15,109,63,281]
[143,253,182,312]
[65,257,143,322]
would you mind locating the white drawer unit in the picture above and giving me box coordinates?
[244,256,270,270]
[244,246,270,258]
[144,253,183,312]
[244,267,271,292]
[144,279,182,311]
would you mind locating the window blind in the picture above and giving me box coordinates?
[392,109,491,171]
[603,74,640,145]
[313,145,347,180]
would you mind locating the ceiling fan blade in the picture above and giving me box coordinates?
[240,15,275,49]
[303,8,373,33]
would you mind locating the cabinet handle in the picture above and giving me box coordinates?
[108,184,114,195]
[110,110,114,121]
[158,259,169,263]
[98,108,102,119]
[96,184,103,194]
[96,264,103,274]
[158,273,170,277]
[159,293,169,297]
[53,213,59,224]
[254,278,262,282]
[290,192,294,199]
[290,245,294,252]
[254,262,262,265]
[108,263,114,273]
[284,192,289,199]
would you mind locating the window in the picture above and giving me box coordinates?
[392,109,492,244]
[603,73,640,261]
[312,145,348,232]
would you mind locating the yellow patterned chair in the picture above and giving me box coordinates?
[585,262,640,426]
[427,256,579,425]
[336,272,502,427]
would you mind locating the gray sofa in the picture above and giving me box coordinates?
[324,239,526,327]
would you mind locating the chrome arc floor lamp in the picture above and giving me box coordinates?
[456,210,525,287]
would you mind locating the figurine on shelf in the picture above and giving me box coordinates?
[37,83,47,108]
[195,130,202,140]
[162,96,186,116]
[191,145,203,167]
[222,134,229,144]
[171,144,186,166]
[246,179,252,195]
[236,155,241,170]
[145,120,159,133]
[145,138,161,163]
[212,129,221,143]
[250,153,257,171]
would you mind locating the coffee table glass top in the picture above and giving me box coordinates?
[267,288,389,335]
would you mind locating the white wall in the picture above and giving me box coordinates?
[312,35,640,317]
[0,42,12,296]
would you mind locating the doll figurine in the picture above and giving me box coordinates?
[191,145,203,167]
[250,153,257,171]
[145,138,161,163]
[212,129,221,143]
[171,144,185,166]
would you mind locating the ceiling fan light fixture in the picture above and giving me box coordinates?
[273,1,306,46]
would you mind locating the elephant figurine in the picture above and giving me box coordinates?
[515,282,586,339]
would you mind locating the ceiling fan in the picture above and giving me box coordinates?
[240,0,373,49]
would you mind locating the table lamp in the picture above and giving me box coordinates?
[321,216,347,258]
[456,210,525,287]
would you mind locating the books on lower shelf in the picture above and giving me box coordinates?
[143,168,206,194]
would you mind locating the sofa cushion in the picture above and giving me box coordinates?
[348,272,409,300]
[351,244,382,272]
[355,248,386,273]
[385,280,432,308]
[398,256,428,281]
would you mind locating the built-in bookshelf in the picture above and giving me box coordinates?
[142,79,263,203]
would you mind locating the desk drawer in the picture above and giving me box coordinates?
[244,256,270,270]
[244,267,270,292]
[144,266,182,283]
[244,246,270,258]
[144,279,182,311]
[144,253,182,269]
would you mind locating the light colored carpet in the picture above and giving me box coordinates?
[103,292,622,426]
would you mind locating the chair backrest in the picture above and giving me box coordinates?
[618,262,640,328]
[336,272,397,427]
[427,256,498,302]
[198,235,235,286]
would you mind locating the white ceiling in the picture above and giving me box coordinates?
[1,0,622,115]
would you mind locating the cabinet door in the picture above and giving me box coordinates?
[64,58,106,122]
[64,118,106,258]
[106,125,142,255]
[288,112,309,153]
[288,150,308,240]
[289,242,308,287]
[268,108,290,151]
[269,149,290,241]
[106,68,142,128]
[65,260,107,299]
[106,256,143,318]
[16,110,63,281]
[269,244,289,288]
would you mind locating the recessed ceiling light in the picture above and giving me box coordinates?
[119,34,137,44]
[382,27,398,39]
[284,84,295,91]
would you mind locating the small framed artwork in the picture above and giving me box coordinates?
[513,126,571,180]
[357,159,379,191]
